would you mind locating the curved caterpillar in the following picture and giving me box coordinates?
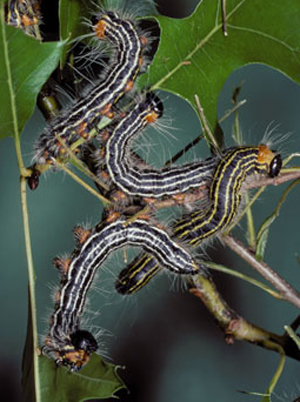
[174,145,282,245]
[116,145,282,294]
[105,93,217,198]
[44,218,199,371]
[33,10,146,168]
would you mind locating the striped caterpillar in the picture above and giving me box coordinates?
[105,92,217,198]
[5,0,41,36]
[44,218,199,371]
[116,145,282,294]
[116,252,160,295]
[33,10,147,171]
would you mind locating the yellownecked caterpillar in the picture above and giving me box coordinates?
[116,145,282,294]
[116,252,160,295]
[44,218,199,371]
[106,92,218,198]
[33,10,146,168]
[174,145,282,245]
[5,0,41,36]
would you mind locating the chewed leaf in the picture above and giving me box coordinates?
[256,178,300,260]
[139,0,300,134]
[0,9,65,141]
[39,354,126,402]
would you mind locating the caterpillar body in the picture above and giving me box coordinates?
[33,11,146,167]
[105,93,217,198]
[174,145,282,245]
[5,0,41,36]
[116,252,160,295]
[44,218,199,371]
[116,145,282,294]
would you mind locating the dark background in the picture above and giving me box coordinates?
[1,0,300,401]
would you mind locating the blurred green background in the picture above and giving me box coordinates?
[1,0,300,401]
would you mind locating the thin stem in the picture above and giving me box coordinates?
[164,133,204,167]
[164,99,247,168]
[205,261,283,300]
[221,0,228,36]
[18,173,41,402]
[218,99,247,124]
[53,159,112,206]
[55,133,110,191]
[195,94,220,151]
[223,235,300,309]
[3,3,41,397]
[229,170,300,233]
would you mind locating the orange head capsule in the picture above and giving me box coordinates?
[92,11,119,40]
[93,18,108,39]
[56,330,98,372]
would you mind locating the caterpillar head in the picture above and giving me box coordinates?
[269,153,282,178]
[258,145,282,178]
[55,330,98,372]
[92,11,119,39]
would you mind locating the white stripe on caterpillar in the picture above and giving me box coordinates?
[33,10,146,167]
[116,145,282,294]
[105,93,217,197]
[44,218,199,371]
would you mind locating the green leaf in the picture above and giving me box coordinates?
[59,0,90,67]
[256,178,300,260]
[39,354,126,402]
[0,9,65,141]
[139,0,300,135]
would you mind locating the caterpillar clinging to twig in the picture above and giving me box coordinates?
[116,145,282,294]
[105,92,218,198]
[44,218,200,371]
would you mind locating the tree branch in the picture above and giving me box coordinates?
[189,274,300,361]
[223,235,300,309]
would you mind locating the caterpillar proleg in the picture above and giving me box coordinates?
[44,218,199,370]
[116,145,282,294]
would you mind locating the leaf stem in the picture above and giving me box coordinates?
[53,159,112,205]
[15,144,41,402]
[223,235,300,309]
[2,6,41,399]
